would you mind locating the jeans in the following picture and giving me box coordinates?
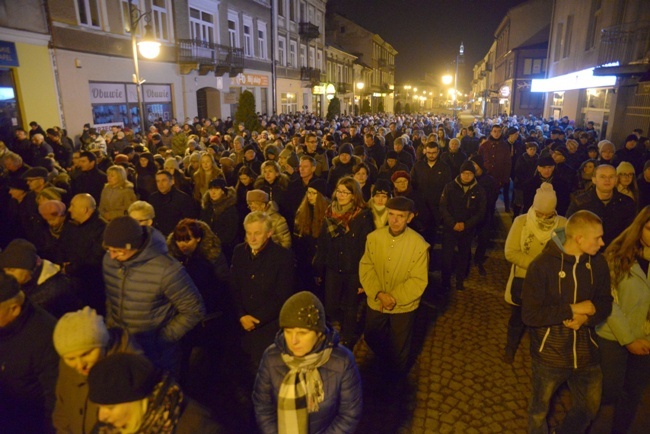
[528,359,602,434]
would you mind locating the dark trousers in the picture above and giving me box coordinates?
[473,210,494,265]
[501,180,512,211]
[324,269,360,343]
[505,304,526,356]
[597,335,650,434]
[364,307,416,374]
[441,228,475,286]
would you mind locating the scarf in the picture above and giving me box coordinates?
[95,374,183,434]
[371,203,388,229]
[521,206,560,255]
[324,202,360,238]
[277,344,333,434]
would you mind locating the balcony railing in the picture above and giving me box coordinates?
[299,22,320,39]
[301,67,322,84]
[598,21,650,66]
[337,82,350,93]
[177,39,244,75]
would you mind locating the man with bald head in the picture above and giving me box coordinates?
[57,194,107,312]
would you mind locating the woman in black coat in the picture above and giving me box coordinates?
[200,178,240,262]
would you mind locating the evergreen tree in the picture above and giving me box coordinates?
[404,103,411,114]
[395,101,402,114]
[234,90,261,132]
[378,100,385,113]
[326,96,341,120]
[361,99,371,114]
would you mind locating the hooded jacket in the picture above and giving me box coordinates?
[522,229,613,369]
[103,227,205,359]
[200,186,240,247]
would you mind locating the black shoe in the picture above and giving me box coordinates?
[456,280,465,291]
[477,263,487,276]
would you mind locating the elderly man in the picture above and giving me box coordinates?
[231,211,295,368]
[360,197,429,375]
[58,193,107,311]
[102,216,205,373]
[0,271,58,434]
[30,133,53,168]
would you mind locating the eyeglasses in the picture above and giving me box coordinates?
[618,173,634,178]
[105,247,130,255]
[335,189,352,196]
[393,179,409,184]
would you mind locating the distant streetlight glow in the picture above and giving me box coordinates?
[442,75,453,85]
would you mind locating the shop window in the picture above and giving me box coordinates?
[77,0,101,28]
[281,92,297,113]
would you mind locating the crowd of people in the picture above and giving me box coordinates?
[0,111,648,433]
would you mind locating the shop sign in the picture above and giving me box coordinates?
[499,85,511,98]
[143,84,171,103]
[230,73,268,87]
[0,41,19,67]
[313,85,325,95]
[89,82,127,104]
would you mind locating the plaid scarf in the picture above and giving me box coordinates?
[95,374,183,434]
[324,202,361,238]
[277,345,333,434]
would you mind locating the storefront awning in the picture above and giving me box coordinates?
[531,67,617,92]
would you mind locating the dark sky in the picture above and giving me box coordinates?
[330,0,528,89]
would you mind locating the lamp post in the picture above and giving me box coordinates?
[127,0,161,136]
[453,42,464,121]
[356,81,365,114]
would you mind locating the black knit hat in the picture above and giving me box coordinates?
[460,161,476,175]
[307,178,328,197]
[103,216,145,250]
[7,177,29,191]
[0,271,20,303]
[538,156,556,167]
[22,167,48,180]
[469,155,486,173]
[279,291,326,334]
[0,239,38,270]
[208,178,227,192]
[338,143,354,156]
[88,353,161,405]
[373,179,393,197]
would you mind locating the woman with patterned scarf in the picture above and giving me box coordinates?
[253,291,362,434]
[504,183,567,364]
[87,353,222,433]
[313,176,374,348]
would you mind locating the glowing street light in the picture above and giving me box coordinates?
[442,75,453,85]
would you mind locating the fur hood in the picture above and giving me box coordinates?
[166,219,222,263]
[331,154,362,168]
[253,172,290,190]
[201,185,237,210]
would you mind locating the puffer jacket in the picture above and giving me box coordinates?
[103,227,205,360]
[200,187,240,247]
[522,229,613,369]
[439,177,487,231]
[266,201,292,249]
[253,328,362,434]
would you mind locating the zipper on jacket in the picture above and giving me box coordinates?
[539,327,551,352]
[572,258,579,369]
[119,266,127,326]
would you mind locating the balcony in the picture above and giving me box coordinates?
[300,67,322,85]
[299,22,320,40]
[598,21,650,66]
[177,39,244,76]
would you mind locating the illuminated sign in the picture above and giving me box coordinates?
[499,86,511,98]
[531,67,617,92]
[230,73,269,87]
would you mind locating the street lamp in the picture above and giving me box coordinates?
[355,81,365,114]
[453,42,464,120]
[127,0,161,135]
[442,75,453,85]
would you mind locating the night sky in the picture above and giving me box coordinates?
[330,0,529,89]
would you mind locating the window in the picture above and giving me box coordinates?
[523,58,546,75]
[189,7,214,43]
[554,22,563,62]
[281,92,297,113]
[278,0,284,17]
[228,12,239,48]
[77,0,101,27]
[519,91,544,110]
[586,0,602,51]
[257,22,267,59]
[122,0,140,35]
[289,40,297,67]
[151,0,170,41]
[316,50,322,71]
[563,15,574,58]
[290,0,296,22]
[300,44,306,67]
[278,36,286,66]
[243,17,253,57]
[337,64,343,82]
[309,46,315,68]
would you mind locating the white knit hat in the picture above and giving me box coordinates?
[53,307,110,356]
[533,183,557,214]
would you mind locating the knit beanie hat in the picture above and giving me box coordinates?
[616,161,635,175]
[0,239,38,270]
[247,189,269,203]
[53,307,110,356]
[338,143,354,156]
[88,353,161,405]
[460,161,476,175]
[279,291,326,334]
[0,271,20,303]
[208,178,227,192]
[307,178,328,197]
[103,216,145,250]
[391,170,411,183]
[533,183,557,214]
[537,156,556,167]
[373,179,393,197]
